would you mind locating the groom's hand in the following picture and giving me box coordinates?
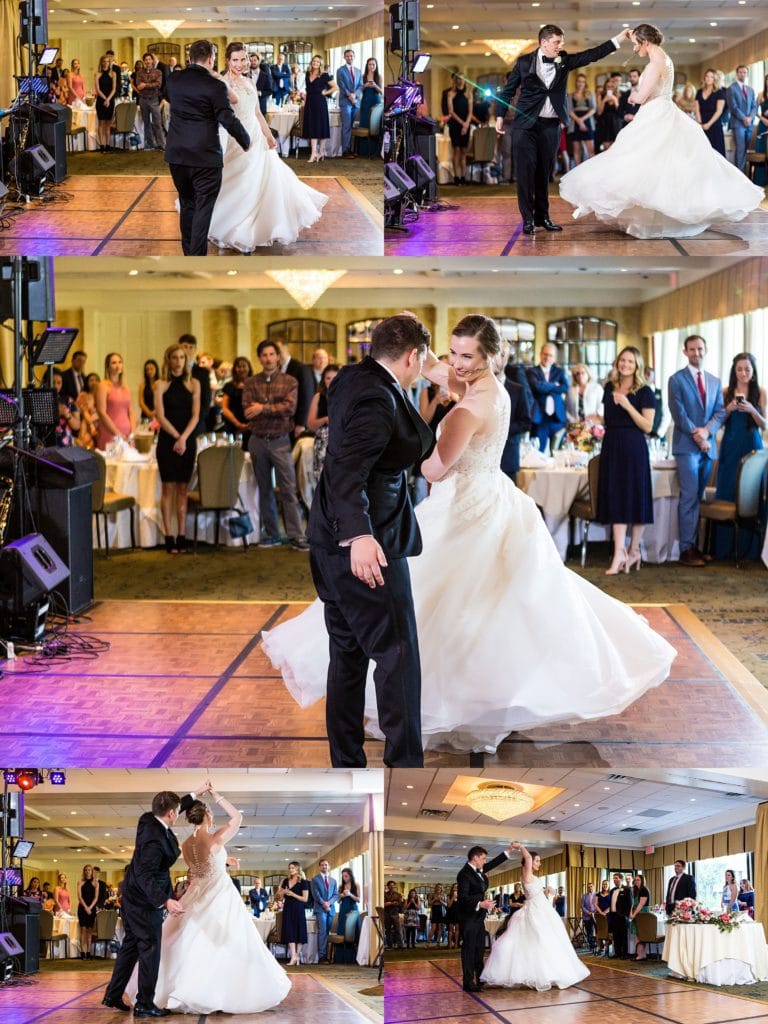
[479,899,495,911]
[165,899,185,916]
[617,27,632,42]
[350,536,388,588]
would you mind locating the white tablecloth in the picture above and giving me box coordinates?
[70,100,146,151]
[97,448,260,549]
[51,914,80,958]
[357,914,377,966]
[663,921,768,984]
[257,913,317,963]
[268,107,300,157]
[516,464,680,562]
[253,913,276,943]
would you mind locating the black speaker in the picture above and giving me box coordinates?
[0,932,23,958]
[1,792,21,838]
[0,533,69,612]
[9,898,40,975]
[39,120,66,182]
[385,161,416,194]
[31,486,94,614]
[389,1,420,53]
[0,257,55,322]
[412,133,438,201]
[34,446,99,488]
[20,0,48,47]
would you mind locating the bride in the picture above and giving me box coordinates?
[262,314,676,754]
[481,843,589,991]
[208,42,327,251]
[126,782,291,1015]
[559,23,764,238]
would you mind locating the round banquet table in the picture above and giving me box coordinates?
[51,913,80,958]
[267,107,299,156]
[515,461,680,562]
[70,100,145,151]
[252,912,317,962]
[357,913,375,965]
[253,913,275,943]
[662,920,768,984]
[484,916,505,941]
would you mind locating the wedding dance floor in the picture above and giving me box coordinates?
[0,174,382,256]
[0,964,378,1024]
[384,957,768,1024]
[385,195,768,258]
[3,600,768,768]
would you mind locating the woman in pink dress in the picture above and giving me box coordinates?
[69,59,86,101]
[54,872,71,913]
[96,352,137,449]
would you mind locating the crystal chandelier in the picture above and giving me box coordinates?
[147,20,185,39]
[466,783,535,822]
[483,39,536,65]
[265,270,347,309]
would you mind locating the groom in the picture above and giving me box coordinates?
[457,843,513,991]
[165,39,251,256]
[308,313,434,768]
[495,24,631,234]
[103,785,207,1017]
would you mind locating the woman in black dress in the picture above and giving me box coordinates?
[595,75,621,151]
[696,69,726,156]
[447,76,473,184]
[278,862,310,965]
[597,346,656,575]
[445,882,460,949]
[303,54,338,163]
[567,73,596,165]
[138,358,159,421]
[307,363,340,479]
[427,883,447,946]
[154,343,201,554]
[94,55,116,153]
[77,864,99,959]
[220,356,253,443]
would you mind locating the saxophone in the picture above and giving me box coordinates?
[0,475,13,546]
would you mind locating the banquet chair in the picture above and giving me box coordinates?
[90,909,118,958]
[466,125,497,184]
[327,909,360,962]
[371,912,384,981]
[186,444,248,552]
[351,102,384,158]
[63,105,88,153]
[633,911,665,960]
[747,150,766,183]
[92,451,137,558]
[289,106,306,158]
[39,909,68,959]
[699,449,768,567]
[267,910,288,959]
[567,454,600,566]
[593,912,611,955]
[111,102,139,150]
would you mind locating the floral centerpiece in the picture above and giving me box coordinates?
[565,420,605,452]
[669,897,745,934]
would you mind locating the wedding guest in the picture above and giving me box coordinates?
[644,366,665,438]
[494,344,532,479]
[135,51,165,151]
[609,872,630,958]
[130,60,142,101]
[554,886,566,916]
[249,877,268,917]
[738,879,755,917]
[119,61,131,98]
[665,859,696,914]
[69,59,85,102]
[278,861,310,966]
[356,58,383,156]
[94,56,117,153]
[93,866,107,908]
[597,346,655,574]
[404,889,421,948]
[247,53,273,117]
[96,353,136,449]
[722,869,739,912]
[57,68,72,105]
[76,384,99,449]
[77,864,98,960]
[472,88,491,126]
[179,335,211,435]
[755,75,768,187]
[52,369,81,446]
[427,883,447,946]
[712,352,766,558]
[618,68,641,127]
[310,858,337,963]
[221,356,253,439]
[726,66,757,174]
[527,343,568,454]
[303,55,337,162]
[696,70,726,156]
[138,358,160,420]
[271,51,291,106]
[675,83,698,119]
[629,874,650,961]
[154,343,201,555]
[336,49,363,157]
[310,348,330,388]
[447,74,473,185]
[581,882,597,952]
[278,341,315,438]
[566,363,603,423]
[595,879,612,954]
[595,74,621,151]
[307,363,339,480]
[668,334,725,567]
[384,881,404,948]
[24,877,42,900]
[42,889,58,913]
[335,867,360,963]
[509,881,526,916]
[105,49,121,79]
[567,73,596,165]
[61,349,88,401]
[446,882,460,948]
[55,874,72,914]
[289,63,302,97]
[86,372,101,395]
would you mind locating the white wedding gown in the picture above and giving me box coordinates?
[208,78,327,251]
[559,54,764,237]
[480,877,590,991]
[262,376,676,753]
[126,843,291,1014]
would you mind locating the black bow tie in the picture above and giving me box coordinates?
[542,56,557,65]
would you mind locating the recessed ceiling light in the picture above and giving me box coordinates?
[574,803,580,807]
[484,51,491,56]
[42,833,48,838]
[427,3,434,7]
[531,2,540,6]
[460,41,467,46]
[401,801,408,806]
[71,811,77,815]
[306,832,313,836]
[710,21,718,26]
[128,269,139,276]
[325,809,332,813]
[690,798,696,802]
[689,38,696,43]
[406,785,414,790]
[393,268,404,274]
[226,269,238,276]
[622,23,629,28]
[626,810,633,814]
[603,786,610,791]
[53,859,58,863]
[452,25,459,30]
[104,833,110,837]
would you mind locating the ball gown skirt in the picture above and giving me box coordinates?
[262,386,676,753]
[559,95,764,238]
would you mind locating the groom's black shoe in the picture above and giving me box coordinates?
[101,996,130,1012]
[462,983,481,992]
[522,221,536,234]
[535,218,563,231]
[134,1006,171,1019]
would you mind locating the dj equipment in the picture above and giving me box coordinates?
[20,0,48,48]
[0,256,55,321]
[385,161,416,194]
[389,1,420,54]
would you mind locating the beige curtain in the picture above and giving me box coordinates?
[368,830,384,966]
[0,0,22,110]
[566,867,602,924]
[754,803,768,928]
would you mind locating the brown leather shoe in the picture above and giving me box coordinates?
[679,548,706,567]
[694,547,713,563]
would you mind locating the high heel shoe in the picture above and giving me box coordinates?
[164,535,178,555]
[175,535,188,554]
[625,550,641,573]
[605,551,627,575]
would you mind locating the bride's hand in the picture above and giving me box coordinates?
[265,133,277,150]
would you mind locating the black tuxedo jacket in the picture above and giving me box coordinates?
[60,366,84,401]
[165,64,250,168]
[308,357,433,557]
[665,872,696,913]
[122,793,194,911]
[456,853,508,922]
[499,40,618,126]
[611,884,632,916]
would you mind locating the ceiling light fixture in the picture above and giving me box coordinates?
[265,270,346,309]
[483,39,536,64]
[147,19,185,38]
[466,783,534,822]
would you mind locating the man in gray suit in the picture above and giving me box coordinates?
[311,859,338,962]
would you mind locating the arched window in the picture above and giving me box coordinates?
[244,41,275,64]
[547,316,618,382]
[346,318,383,362]
[281,41,313,75]
[148,42,181,62]
[496,317,536,365]
[267,319,336,363]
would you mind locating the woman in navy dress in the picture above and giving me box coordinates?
[596,346,656,575]
[695,70,726,156]
[738,879,756,918]
[302,55,337,162]
[335,868,361,964]
[713,352,766,559]
[357,58,383,156]
[755,77,768,187]
[279,862,310,964]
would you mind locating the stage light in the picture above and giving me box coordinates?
[3,770,17,785]
[412,52,431,73]
[49,770,66,785]
[16,770,40,791]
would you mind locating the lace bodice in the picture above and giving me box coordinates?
[523,876,545,900]
[441,379,510,481]
[182,835,227,882]
[641,53,674,103]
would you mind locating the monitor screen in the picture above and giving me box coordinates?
[39,47,59,67]
[12,839,34,859]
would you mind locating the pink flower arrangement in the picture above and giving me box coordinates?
[565,420,605,452]
[669,898,741,933]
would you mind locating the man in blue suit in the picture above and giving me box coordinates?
[336,50,362,157]
[527,343,567,454]
[249,877,268,917]
[271,51,291,107]
[311,859,339,962]
[726,66,757,174]
[668,334,725,566]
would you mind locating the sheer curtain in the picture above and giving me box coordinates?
[653,313,750,392]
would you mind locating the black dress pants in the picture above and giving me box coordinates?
[169,163,222,255]
[609,911,628,956]
[513,117,560,224]
[460,915,485,987]
[104,900,164,1008]
[310,545,423,768]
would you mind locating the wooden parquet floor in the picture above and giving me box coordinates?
[0,174,382,256]
[384,957,768,1024]
[2,600,767,768]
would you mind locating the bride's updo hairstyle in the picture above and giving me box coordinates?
[451,314,501,359]
[225,42,246,63]
[632,24,664,46]
[186,800,208,825]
